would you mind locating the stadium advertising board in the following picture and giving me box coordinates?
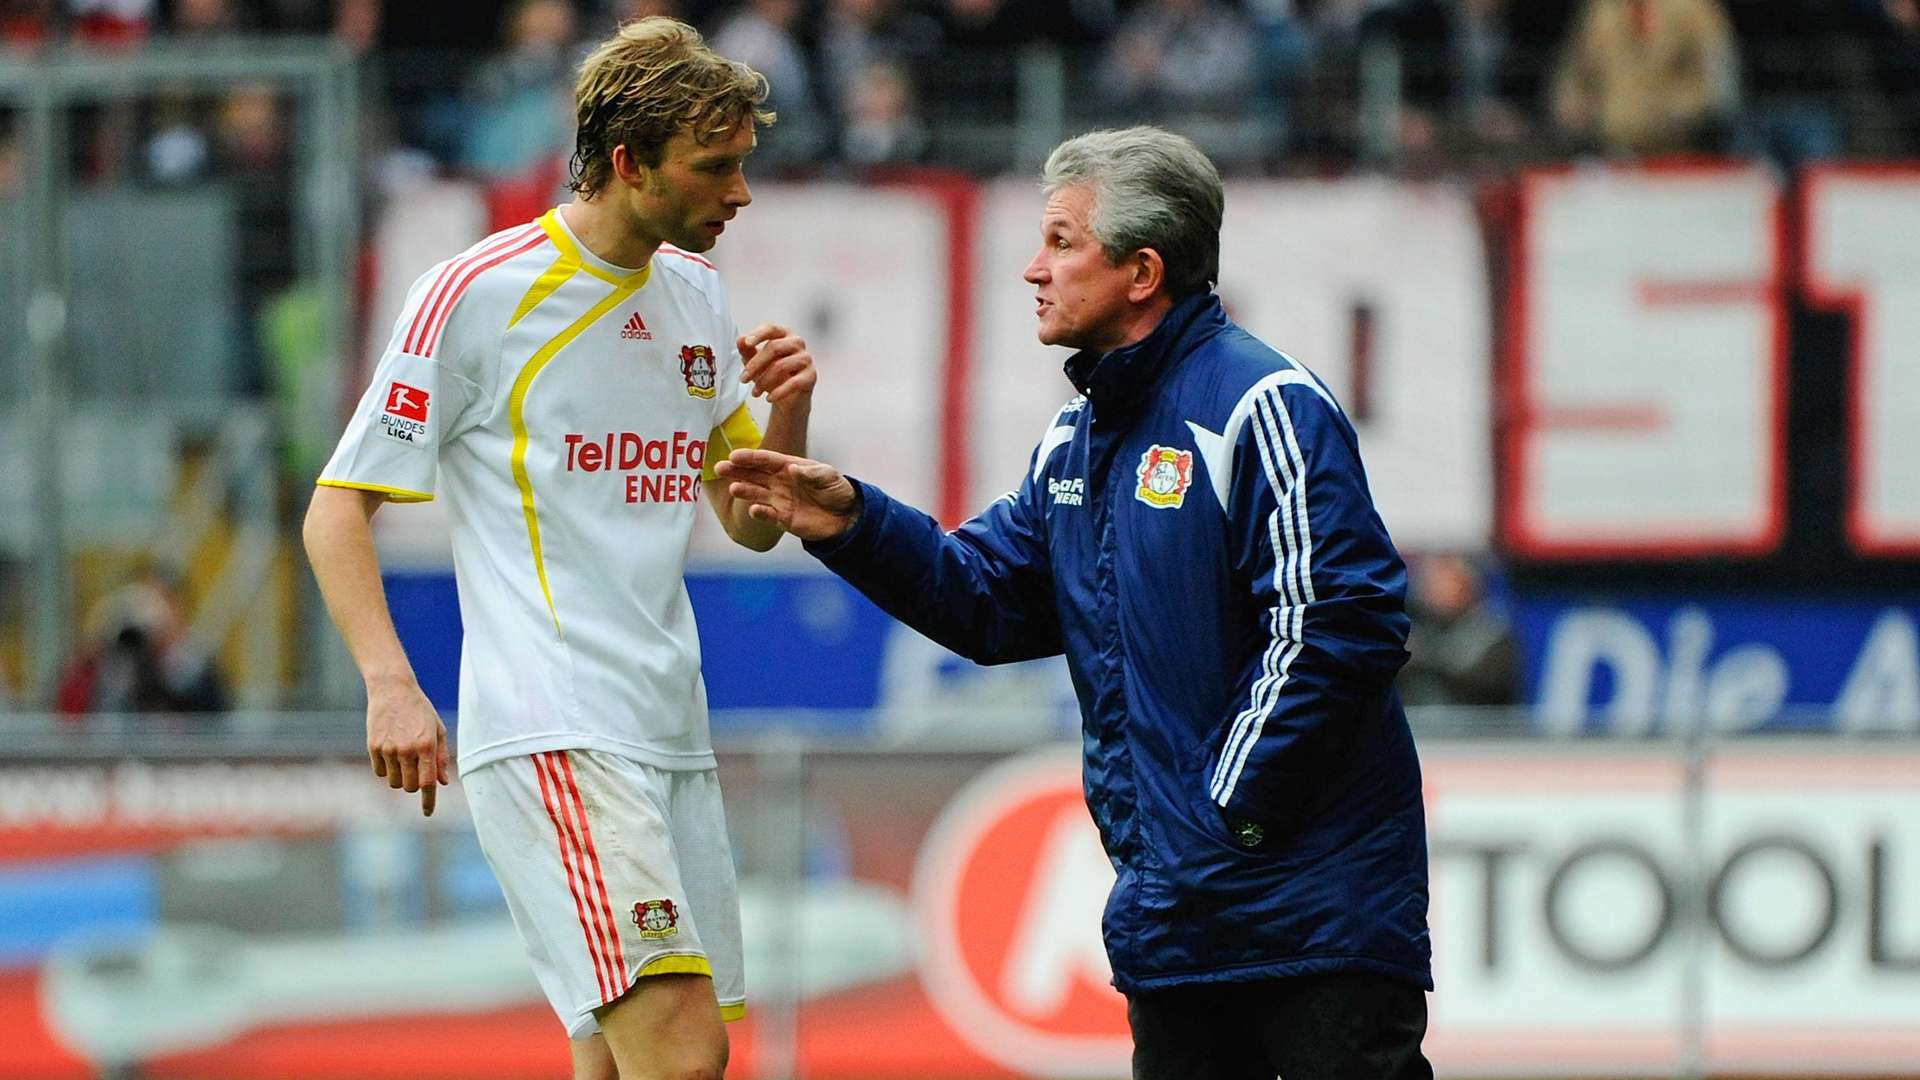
[1799,165,1920,556]
[1518,598,1920,734]
[2,745,1913,1078]
[1502,164,1787,559]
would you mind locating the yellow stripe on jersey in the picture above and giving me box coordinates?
[508,274,649,638]
[702,404,763,482]
[509,254,575,329]
[538,208,649,287]
[315,478,434,503]
[720,1002,747,1023]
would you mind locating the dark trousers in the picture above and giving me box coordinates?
[1127,972,1433,1080]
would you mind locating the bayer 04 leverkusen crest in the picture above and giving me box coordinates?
[679,344,718,399]
[632,898,680,939]
[1135,445,1194,509]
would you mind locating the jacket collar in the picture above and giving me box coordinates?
[1063,291,1225,428]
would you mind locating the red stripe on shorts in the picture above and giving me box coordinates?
[556,752,629,984]
[534,751,615,1004]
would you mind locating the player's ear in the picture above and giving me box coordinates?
[610,143,649,189]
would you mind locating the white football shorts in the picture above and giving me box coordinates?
[465,748,745,1037]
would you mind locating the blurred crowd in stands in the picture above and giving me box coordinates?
[1,0,1918,189]
[6,0,1914,714]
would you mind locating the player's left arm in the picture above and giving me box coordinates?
[704,323,814,551]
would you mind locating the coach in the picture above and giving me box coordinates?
[718,126,1433,1079]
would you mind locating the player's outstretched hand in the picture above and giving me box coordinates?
[737,324,816,406]
[714,448,858,542]
[365,676,451,816]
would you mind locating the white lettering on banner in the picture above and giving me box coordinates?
[1538,607,1791,734]
[1800,168,1920,556]
[1835,611,1920,733]
[1504,166,1785,557]
[969,180,1492,550]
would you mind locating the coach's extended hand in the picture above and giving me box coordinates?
[714,449,859,542]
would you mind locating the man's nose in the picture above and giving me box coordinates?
[1023,253,1046,284]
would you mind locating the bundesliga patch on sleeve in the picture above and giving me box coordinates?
[379,381,431,446]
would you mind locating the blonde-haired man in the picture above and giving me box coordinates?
[305,17,811,1080]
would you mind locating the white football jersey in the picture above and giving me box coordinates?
[320,207,762,775]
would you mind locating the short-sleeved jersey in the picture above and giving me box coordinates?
[320,207,763,775]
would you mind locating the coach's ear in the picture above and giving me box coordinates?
[1127,247,1167,305]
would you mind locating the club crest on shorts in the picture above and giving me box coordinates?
[1135,445,1194,509]
[633,898,680,939]
[679,344,717,399]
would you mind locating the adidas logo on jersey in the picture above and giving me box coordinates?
[621,312,652,341]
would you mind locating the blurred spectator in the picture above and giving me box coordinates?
[1,0,56,49]
[1853,0,1920,153]
[1720,0,1852,165]
[461,0,580,177]
[818,0,943,122]
[1246,0,1313,121]
[55,567,228,716]
[1400,552,1518,708]
[212,83,296,393]
[601,0,680,21]
[840,58,929,165]
[161,0,246,38]
[71,0,150,44]
[713,0,828,170]
[1099,0,1257,117]
[1550,0,1741,156]
[1356,0,1529,166]
[142,93,210,184]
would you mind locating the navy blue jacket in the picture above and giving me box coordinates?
[808,293,1432,993]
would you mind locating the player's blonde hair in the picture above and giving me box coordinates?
[569,16,774,197]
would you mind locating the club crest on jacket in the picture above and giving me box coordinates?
[1135,445,1193,509]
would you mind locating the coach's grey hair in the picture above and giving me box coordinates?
[1041,127,1224,297]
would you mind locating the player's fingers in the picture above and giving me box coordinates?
[369,748,386,777]
[384,751,406,787]
[437,733,452,786]
[399,753,420,793]
[740,323,786,346]
[767,366,817,403]
[743,340,804,388]
[417,750,437,812]
[746,502,782,523]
